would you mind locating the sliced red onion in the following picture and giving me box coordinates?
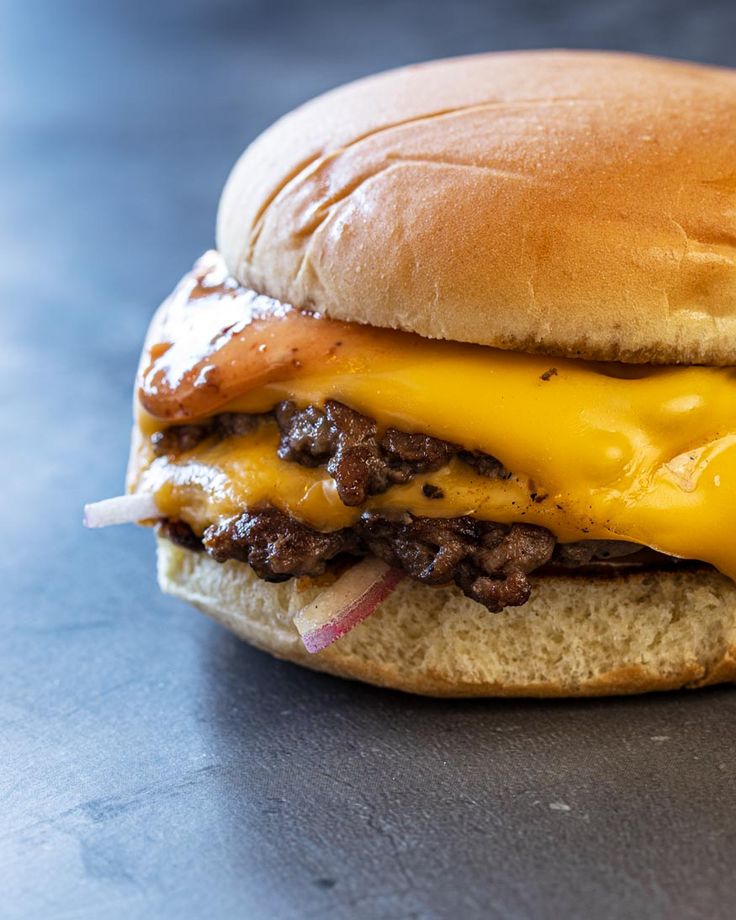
[294,558,404,654]
[83,493,160,528]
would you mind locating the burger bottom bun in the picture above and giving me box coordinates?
[157,538,736,697]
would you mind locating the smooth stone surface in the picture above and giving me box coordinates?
[2,1,735,918]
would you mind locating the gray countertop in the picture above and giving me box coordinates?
[3,1,736,917]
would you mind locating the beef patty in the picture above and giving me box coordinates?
[152,404,699,612]
[159,511,697,614]
[151,401,509,506]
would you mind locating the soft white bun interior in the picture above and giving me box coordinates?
[158,538,736,697]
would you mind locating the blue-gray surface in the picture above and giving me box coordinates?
[2,1,736,918]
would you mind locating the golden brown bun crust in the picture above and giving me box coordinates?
[217,51,736,365]
[158,538,736,697]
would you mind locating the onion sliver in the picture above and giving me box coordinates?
[294,558,404,653]
[84,494,160,528]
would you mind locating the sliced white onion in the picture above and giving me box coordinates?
[294,558,404,654]
[83,493,160,528]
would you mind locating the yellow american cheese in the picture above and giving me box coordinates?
[137,339,736,580]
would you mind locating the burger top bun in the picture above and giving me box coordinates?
[217,50,736,365]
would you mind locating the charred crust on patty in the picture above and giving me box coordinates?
[202,507,357,581]
[151,402,511,507]
[160,508,702,613]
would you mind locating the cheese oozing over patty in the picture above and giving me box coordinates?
[131,252,736,581]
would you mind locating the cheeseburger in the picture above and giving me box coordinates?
[86,51,736,696]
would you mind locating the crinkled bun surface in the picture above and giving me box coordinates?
[217,50,736,365]
[158,539,736,697]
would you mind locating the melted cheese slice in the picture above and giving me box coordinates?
[138,338,736,580]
